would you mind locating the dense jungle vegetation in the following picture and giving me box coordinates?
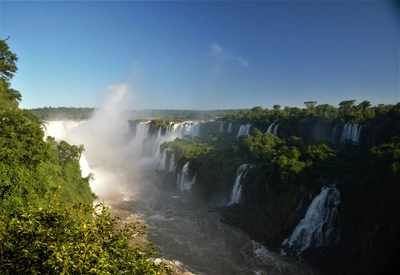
[0,40,171,274]
[161,102,400,274]
[31,107,245,121]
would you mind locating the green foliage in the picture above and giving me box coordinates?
[0,40,18,82]
[161,136,214,175]
[0,40,20,109]
[0,108,94,212]
[304,101,317,108]
[30,107,95,120]
[0,198,171,275]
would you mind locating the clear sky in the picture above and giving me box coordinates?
[1,0,399,110]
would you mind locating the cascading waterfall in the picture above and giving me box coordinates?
[127,121,203,165]
[266,124,274,134]
[43,120,84,141]
[176,162,196,191]
[43,121,92,178]
[281,185,341,255]
[168,151,175,172]
[273,124,279,136]
[79,154,92,178]
[340,123,362,144]
[237,124,252,138]
[266,124,279,137]
[229,164,252,205]
[158,149,168,170]
[227,123,232,133]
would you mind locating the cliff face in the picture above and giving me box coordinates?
[194,160,399,274]
[130,104,400,274]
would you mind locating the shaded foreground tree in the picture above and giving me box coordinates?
[0,194,171,274]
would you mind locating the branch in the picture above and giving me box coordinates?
[1,36,10,41]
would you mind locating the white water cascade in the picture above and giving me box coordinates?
[237,124,252,138]
[227,123,232,134]
[266,124,279,137]
[273,124,279,136]
[126,121,202,166]
[168,151,175,172]
[79,154,91,178]
[281,186,341,255]
[176,162,196,191]
[229,164,253,205]
[340,123,362,144]
[43,121,92,178]
[158,149,168,170]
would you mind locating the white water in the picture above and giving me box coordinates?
[158,149,168,170]
[176,162,196,191]
[266,124,274,134]
[266,124,279,137]
[340,123,362,144]
[237,123,252,138]
[281,186,341,255]
[169,151,175,172]
[273,124,279,137]
[229,164,252,205]
[43,120,92,178]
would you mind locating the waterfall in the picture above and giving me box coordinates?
[266,124,279,137]
[169,152,175,172]
[176,162,196,191]
[79,154,92,178]
[171,121,201,137]
[127,121,203,163]
[272,124,279,137]
[43,121,84,141]
[340,123,362,144]
[281,186,341,255]
[42,121,92,178]
[227,123,232,134]
[228,164,252,205]
[237,124,252,138]
[219,123,224,132]
[158,149,168,170]
[266,124,274,134]
[126,122,151,158]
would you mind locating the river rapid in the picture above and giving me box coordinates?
[93,164,321,275]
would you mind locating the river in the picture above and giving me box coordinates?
[93,165,321,275]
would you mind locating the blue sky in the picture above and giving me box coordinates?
[1,0,399,110]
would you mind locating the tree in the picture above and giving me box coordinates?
[0,200,171,274]
[339,100,356,109]
[0,40,18,82]
[0,40,20,108]
[273,104,281,110]
[304,101,317,108]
